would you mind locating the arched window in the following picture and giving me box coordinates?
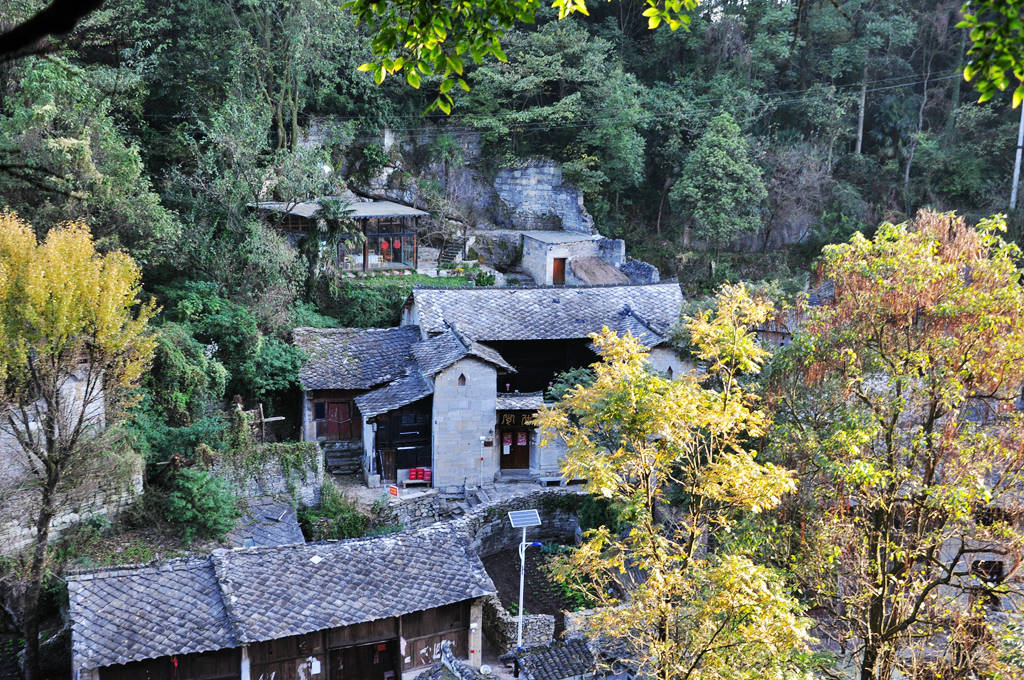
[666,366,674,379]
[457,373,467,387]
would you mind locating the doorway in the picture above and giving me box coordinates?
[552,258,566,286]
[500,428,531,469]
[331,639,400,680]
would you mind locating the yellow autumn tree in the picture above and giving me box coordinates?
[0,212,157,680]
[535,283,812,680]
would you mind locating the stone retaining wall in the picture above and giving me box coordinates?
[0,453,143,556]
[494,161,594,234]
[482,594,555,655]
[214,445,324,507]
[389,490,461,529]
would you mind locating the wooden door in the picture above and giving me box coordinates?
[500,429,531,469]
[380,449,398,482]
[326,402,352,441]
[331,640,400,680]
[552,257,566,286]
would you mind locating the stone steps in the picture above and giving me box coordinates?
[438,238,466,266]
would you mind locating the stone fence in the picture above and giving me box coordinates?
[482,595,555,655]
[0,451,143,556]
[213,443,324,507]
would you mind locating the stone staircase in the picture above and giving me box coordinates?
[438,238,466,267]
[323,442,362,475]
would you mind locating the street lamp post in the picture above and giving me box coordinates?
[508,509,542,650]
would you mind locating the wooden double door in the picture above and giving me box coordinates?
[500,428,531,469]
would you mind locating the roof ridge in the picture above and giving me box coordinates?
[209,549,248,644]
[65,554,208,579]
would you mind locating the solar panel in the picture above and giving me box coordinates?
[508,509,541,528]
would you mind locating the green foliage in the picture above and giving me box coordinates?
[670,112,767,249]
[545,366,596,402]
[156,281,304,404]
[164,468,240,544]
[298,481,370,541]
[0,58,179,267]
[960,0,1024,107]
[315,274,471,327]
[344,0,696,112]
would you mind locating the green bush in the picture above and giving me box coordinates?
[299,482,369,540]
[164,468,240,543]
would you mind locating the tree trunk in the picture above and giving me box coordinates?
[903,60,930,214]
[22,478,57,680]
[655,176,671,236]
[855,64,867,154]
[944,28,967,141]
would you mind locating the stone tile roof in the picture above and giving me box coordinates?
[255,199,428,219]
[68,557,238,671]
[68,526,495,671]
[293,326,420,390]
[211,525,495,644]
[406,283,682,342]
[604,309,668,347]
[355,370,434,419]
[224,496,305,548]
[495,391,545,411]
[413,327,514,377]
[514,639,596,680]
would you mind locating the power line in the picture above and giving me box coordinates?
[333,71,960,139]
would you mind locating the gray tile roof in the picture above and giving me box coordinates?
[256,199,428,220]
[68,557,238,671]
[68,526,495,671]
[495,391,545,411]
[413,327,514,377]
[604,309,668,347]
[355,370,434,419]
[406,283,682,342]
[224,496,305,548]
[294,326,420,390]
[211,526,495,644]
[514,639,596,680]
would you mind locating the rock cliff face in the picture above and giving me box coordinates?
[492,161,594,234]
[310,123,595,235]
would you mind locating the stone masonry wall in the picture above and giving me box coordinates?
[0,453,143,555]
[213,447,324,507]
[431,358,498,491]
[619,258,660,284]
[493,161,595,234]
[482,595,555,654]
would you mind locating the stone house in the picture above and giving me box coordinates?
[68,525,494,680]
[296,283,687,491]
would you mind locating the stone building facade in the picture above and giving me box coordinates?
[430,357,499,489]
[295,283,686,491]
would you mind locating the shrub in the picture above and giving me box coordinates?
[164,468,240,543]
[298,482,369,540]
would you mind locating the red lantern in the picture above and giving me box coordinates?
[380,240,389,250]
[393,239,402,248]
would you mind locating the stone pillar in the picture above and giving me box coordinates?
[240,645,251,680]
[469,598,484,667]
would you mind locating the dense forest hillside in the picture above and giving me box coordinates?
[0,0,1021,493]
[3,2,1024,679]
